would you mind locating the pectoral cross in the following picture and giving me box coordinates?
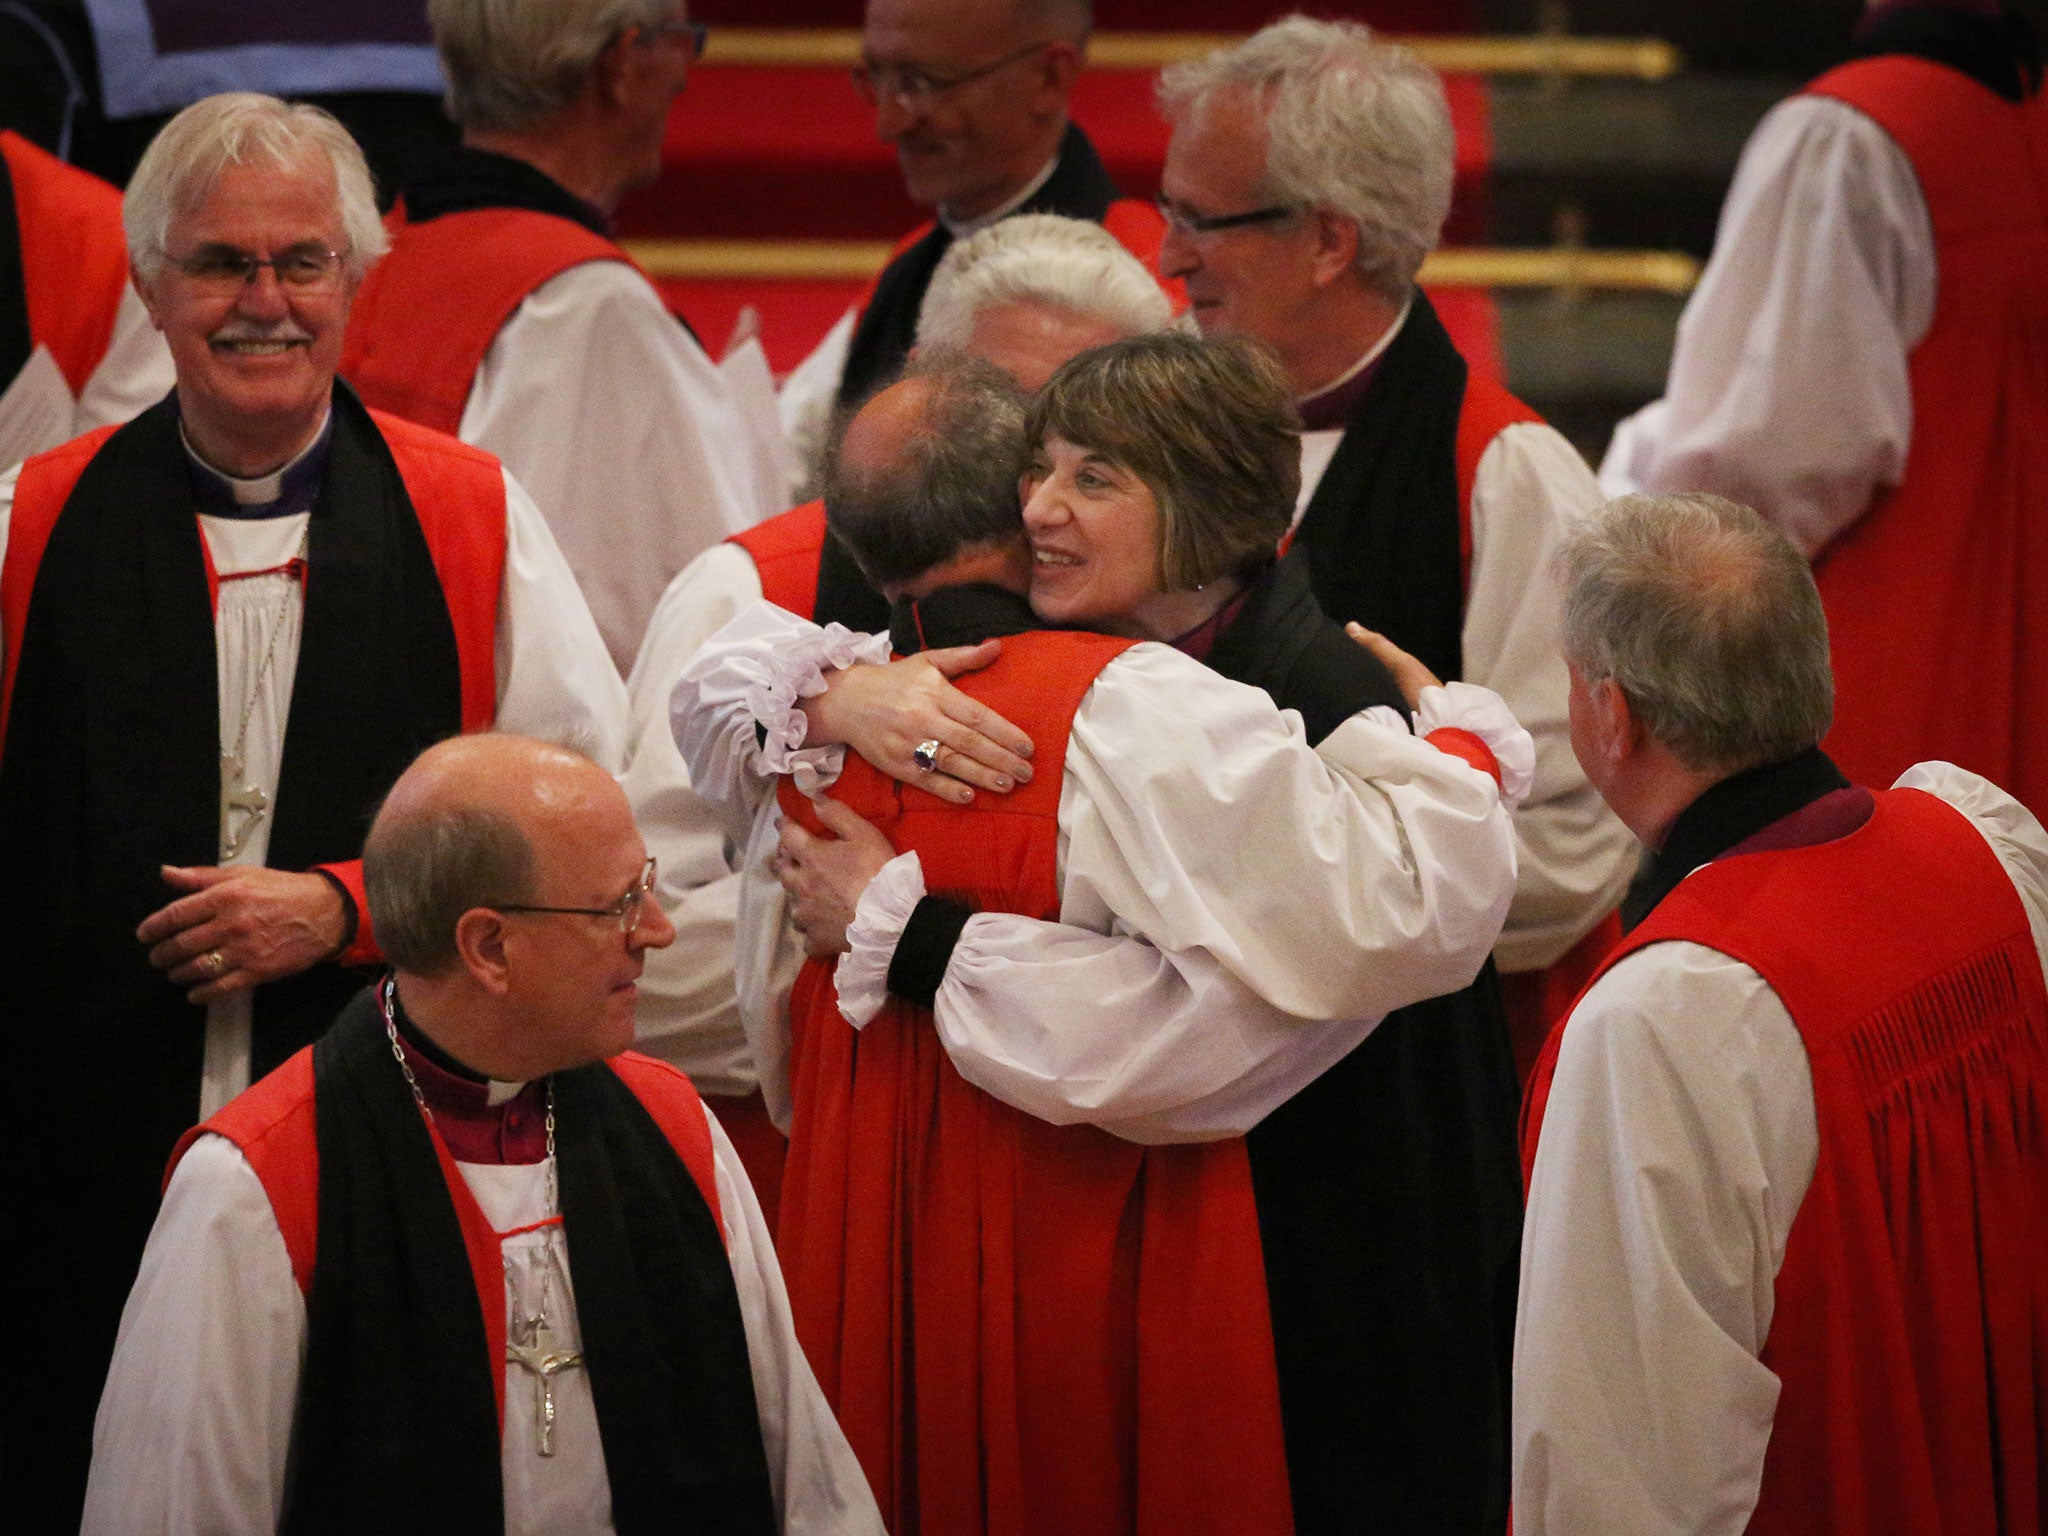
[506,1311,584,1457]
[219,752,269,859]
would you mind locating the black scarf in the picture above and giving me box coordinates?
[1623,747,1853,929]
[285,991,778,1536]
[1292,291,1473,686]
[1203,551,1408,741]
[0,384,469,1529]
[0,144,28,392]
[401,143,613,236]
[1849,2,2044,102]
[834,120,1126,411]
[1204,562,1522,1536]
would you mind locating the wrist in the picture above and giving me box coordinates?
[309,867,360,961]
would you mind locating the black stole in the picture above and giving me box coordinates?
[0,384,466,1530]
[0,145,28,390]
[834,120,1125,410]
[286,993,778,1536]
[1848,2,2044,102]
[1205,561,1522,1536]
[1292,291,1472,685]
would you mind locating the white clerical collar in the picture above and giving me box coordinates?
[940,153,1059,237]
[1295,294,1415,415]
[180,409,332,506]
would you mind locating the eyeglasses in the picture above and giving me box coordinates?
[1156,199,1303,238]
[496,856,659,935]
[162,242,350,292]
[639,18,709,60]
[851,40,1048,112]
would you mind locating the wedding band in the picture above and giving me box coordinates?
[913,739,942,773]
[202,949,226,978]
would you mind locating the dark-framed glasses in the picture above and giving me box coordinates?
[851,40,1048,111]
[162,242,349,292]
[497,856,659,935]
[640,17,709,60]
[1156,199,1303,238]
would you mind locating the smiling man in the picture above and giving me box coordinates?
[777,0,1169,490]
[0,93,624,1530]
[84,734,883,1536]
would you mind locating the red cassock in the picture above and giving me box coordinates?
[774,630,1295,1536]
[1525,785,2048,1535]
[1800,56,2048,817]
[1,130,131,399]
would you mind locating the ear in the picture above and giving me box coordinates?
[590,29,637,111]
[1590,675,1644,768]
[1307,209,1360,288]
[1039,40,1084,101]
[131,259,168,332]
[453,907,514,996]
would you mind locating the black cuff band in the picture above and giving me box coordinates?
[885,894,975,1010]
[310,867,361,960]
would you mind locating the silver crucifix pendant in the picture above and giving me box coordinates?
[219,752,270,859]
[507,1312,584,1457]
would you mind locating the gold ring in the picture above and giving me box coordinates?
[203,949,226,978]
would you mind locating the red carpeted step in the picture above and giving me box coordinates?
[618,66,1490,243]
[654,275,1505,386]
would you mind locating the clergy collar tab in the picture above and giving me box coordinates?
[180,406,333,519]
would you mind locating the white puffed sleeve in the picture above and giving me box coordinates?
[1599,94,1934,558]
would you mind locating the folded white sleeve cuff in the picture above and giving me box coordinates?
[1415,681,1538,810]
[832,851,928,1027]
[750,624,893,787]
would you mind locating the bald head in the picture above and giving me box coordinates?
[824,358,1031,593]
[365,734,621,975]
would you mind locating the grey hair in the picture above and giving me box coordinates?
[915,213,1173,352]
[822,353,1032,591]
[124,93,388,282]
[363,799,538,976]
[1559,493,1834,774]
[429,0,674,132]
[1158,15,1455,298]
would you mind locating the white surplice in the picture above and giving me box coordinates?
[1512,764,2048,1536]
[1598,94,1936,559]
[1295,310,1639,973]
[0,426,629,1120]
[671,602,1524,1141]
[458,259,787,673]
[0,281,176,473]
[620,541,793,1098]
[82,1109,884,1536]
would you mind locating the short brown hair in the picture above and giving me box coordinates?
[1027,332,1300,591]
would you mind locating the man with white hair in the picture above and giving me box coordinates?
[0,130,173,468]
[0,93,622,1529]
[620,212,1169,1207]
[1517,492,2048,1536]
[1158,17,1635,1014]
[342,0,784,673]
[777,0,1170,501]
[84,734,883,1536]
[1149,17,1635,1530]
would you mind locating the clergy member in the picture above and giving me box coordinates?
[0,93,624,1531]
[1,128,173,468]
[1156,18,1636,1068]
[1516,492,2048,1536]
[342,0,784,672]
[621,214,1173,1199]
[84,733,884,1536]
[673,352,1527,1532]
[776,0,1171,510]
[1600,0,2047,818]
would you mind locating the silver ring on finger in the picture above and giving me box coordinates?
[913,738,942,774]
[202,949,227,978]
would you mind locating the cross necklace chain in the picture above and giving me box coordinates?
[381,978,584,1457]
[218,523,310,860]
